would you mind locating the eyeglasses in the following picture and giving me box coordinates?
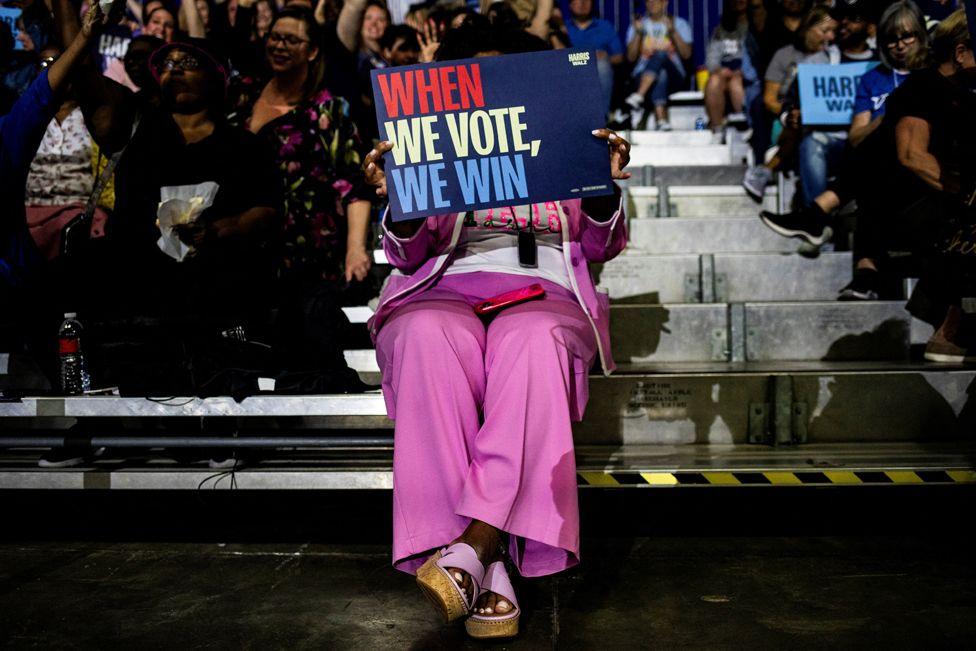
[885,32,917,48]
[160,55,203,71]
[39,56,57,69]
[267,32,309,47]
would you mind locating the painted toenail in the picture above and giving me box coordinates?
[498,600,509,610]
[485,607,493,614]
[453,571,463,582]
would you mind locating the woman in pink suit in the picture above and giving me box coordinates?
[362,23,631,640]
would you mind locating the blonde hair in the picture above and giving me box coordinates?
[930,8,970,65]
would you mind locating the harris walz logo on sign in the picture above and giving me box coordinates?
[568,52,590,66]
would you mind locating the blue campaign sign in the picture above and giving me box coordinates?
[0,7,24,50]
[798,62,877,126]
[371,49,613,222]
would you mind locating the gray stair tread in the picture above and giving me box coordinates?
[612,360,976,376]
[0,442,971,490]
[628,220,806,252]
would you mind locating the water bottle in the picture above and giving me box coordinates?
[59,312,91,395]
[695,117,707,131]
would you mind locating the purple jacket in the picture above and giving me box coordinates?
[367,197,628,375]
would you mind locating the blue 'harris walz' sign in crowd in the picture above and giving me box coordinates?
[797,62,878,126]
[371,49,613,222]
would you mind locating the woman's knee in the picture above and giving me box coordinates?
[378,301,485,359]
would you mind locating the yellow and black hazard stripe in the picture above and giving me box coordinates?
[576,469,976,487]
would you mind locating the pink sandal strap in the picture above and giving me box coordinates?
[436,543,485,607]
[473,561,519,619]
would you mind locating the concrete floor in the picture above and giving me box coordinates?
[1,489,974,649]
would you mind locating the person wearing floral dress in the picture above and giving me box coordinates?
[227,5,374,386]
[228,5,373,287]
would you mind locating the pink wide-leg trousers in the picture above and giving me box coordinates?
[375,272,598,578]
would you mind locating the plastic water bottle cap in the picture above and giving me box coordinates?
[64,312,77,319]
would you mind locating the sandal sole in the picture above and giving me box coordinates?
[416,550,470,623]
[464,613,520,639]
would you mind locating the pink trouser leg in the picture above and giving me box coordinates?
[375,299,487,571]
[457,298,597,578]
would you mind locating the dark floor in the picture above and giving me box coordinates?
[1,488,974,649]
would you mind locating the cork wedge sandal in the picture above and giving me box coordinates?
[416,542,485,623]
[464,560,520,639]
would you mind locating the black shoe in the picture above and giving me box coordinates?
[838,268,881,301]
[38,446,105,468]
[759,205,832,246]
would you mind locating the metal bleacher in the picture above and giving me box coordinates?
[2,98,975,490]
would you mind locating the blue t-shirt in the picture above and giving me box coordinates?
[626,15,693,75]
[566,18,624,58]
[853,65,910,119]
[1,69,55,290]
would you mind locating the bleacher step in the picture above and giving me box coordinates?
[630,144,734,167]
[625,130,715,147]
[598,252,852,302]
[610,301,912,363]
[626,219,803,253]
[1,442,972,490]
[668,185,776,217]
[642,164,747,187]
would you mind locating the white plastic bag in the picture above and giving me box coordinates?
[156,182,219,262]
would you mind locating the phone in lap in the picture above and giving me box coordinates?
[473,284,546,316]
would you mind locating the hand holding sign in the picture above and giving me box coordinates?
[370,49,613,222]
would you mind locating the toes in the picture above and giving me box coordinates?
[495,599,511,614]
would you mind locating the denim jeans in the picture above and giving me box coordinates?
[798,130,847,206]
[634,51,684,107]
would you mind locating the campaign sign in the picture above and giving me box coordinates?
[798,62,877,126]
[0,7,24,50]
[371,49,613,222]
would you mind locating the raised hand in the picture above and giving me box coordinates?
[418,19,439,63]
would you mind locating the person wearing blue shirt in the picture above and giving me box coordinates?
[624,0,694,130]
[1,1,111,299]
[565,0,623,114]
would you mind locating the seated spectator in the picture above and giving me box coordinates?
[143,5,177,42]
[2,1,112,302]
[228,7,373,290]
[564,0,623,114]
[2,0,54,97]
[224,6,372,393]
[624,0,693,130]
[24,44,108,261]
[742,6,836,199]
[361,20,631,641]
[378,23,420,66]
[759,0,929,265]
[71,37,282,332]
[767,9,975,358]
[791,0,878,208]
[744,0,811,168]
[704,0,751,143]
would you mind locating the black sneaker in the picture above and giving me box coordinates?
[759,205,833,246]
[838,268,881,301]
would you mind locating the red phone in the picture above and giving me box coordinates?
[473,284,546,316]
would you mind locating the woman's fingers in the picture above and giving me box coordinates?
[593,129,631,178]
[363,141,393,193]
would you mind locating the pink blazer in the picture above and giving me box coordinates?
[367,197,628,374]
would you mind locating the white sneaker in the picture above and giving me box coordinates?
[710,129,726,145]
[656,120,672,132]
[726,111,747,124]
[629,108,645,130]
[625,92,644,110]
